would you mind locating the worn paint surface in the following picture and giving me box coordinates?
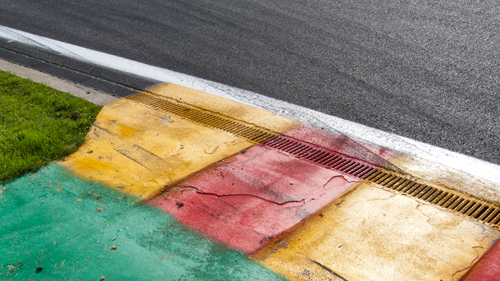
[0,164,286,280]
[62,98,253,199]
[150,145,359,253]
[62,84,299,199]
[254,182,500,281]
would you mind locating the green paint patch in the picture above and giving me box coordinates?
[0,70,101,183]
[0,163,285,280]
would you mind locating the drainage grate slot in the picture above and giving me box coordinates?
[367,169,500,229]
[346,163,362,174]
[337,160,353,171]
[472,206,488,219]
[384,176,400,188]
[459,201,474,213]
[311,151,327,162]
[327,157,343,167]
[416,186,432,198]
[478,207,494,220]
[448,196,463,210]
[485,209,500,222]
[433,192,446,204]
[261,136,379,179]
[445,195,461,208]
[318,154,335,166]
[366,171,384,182]
[408,184,423,196]
[487,210,500,224]
[464,202,480,216]
[399,180,413,191]
[453,199,468,212]
[422,189,438,201]
[380,175,397,185]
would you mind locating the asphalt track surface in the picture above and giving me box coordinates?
[0,0,499,165]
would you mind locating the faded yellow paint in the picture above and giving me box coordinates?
[147,83,301,132]
[62,85,298,199]
[254,183,500,281]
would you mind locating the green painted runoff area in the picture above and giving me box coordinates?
[0,164,285,280]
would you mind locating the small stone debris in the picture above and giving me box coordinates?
[97,207,104,212]
[110,245,118,250]
[100,276,105,280]
[71,111,80,120]
[111,237,116,241]
[35,267,43,273]
[319,213,324,217]
[176,201,184,208]
[289,182,293,185]
[87,150,93,154]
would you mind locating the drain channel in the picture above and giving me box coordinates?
[127,92,500,229]
[128,92,378,178]
[365,169,500,228]
[261,136,376,179]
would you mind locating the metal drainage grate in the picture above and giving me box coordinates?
[128,92,500,229]
[127,93,377,178]
[127,93,277,143]
[261,136,376,178]
[365,169,500,228]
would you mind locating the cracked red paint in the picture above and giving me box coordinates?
[150,145,359,253]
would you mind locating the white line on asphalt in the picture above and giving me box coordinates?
[1,25,499,187]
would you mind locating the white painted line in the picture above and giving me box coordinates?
[1,25,499,187]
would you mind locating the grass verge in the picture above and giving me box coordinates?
[0,70,101,183]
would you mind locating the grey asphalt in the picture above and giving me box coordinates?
[0,0,499,165]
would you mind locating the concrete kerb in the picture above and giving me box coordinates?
[2,57,500,281]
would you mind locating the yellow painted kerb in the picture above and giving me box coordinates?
[62,83,300,199]
[254,182,500,281]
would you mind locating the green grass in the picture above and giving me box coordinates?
[0,70,101,183]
